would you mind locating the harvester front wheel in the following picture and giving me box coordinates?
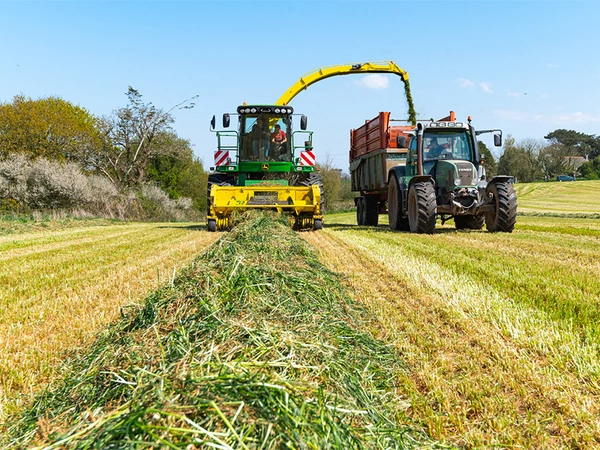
[388,174,409,231]
[207,219,216,232]
[408,181,436,234]
[485,182,517,232]
[314,219,323,230]
[299,173,325,215]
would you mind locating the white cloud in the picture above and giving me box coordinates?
[507,90,521,99]
[353,74,389,90]
[480,82,493,93]
[458,78,474,88]
[547,63,560,68]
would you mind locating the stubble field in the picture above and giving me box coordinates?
[2,180,600,448]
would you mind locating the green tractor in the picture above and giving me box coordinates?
[387,114,517,233]
[207,105,323,231]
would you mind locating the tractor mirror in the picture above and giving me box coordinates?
[210,115,216,130]
[223,114,231,128]
[494,133,502,147]
[300,115,308,130]
[396,135,407,148]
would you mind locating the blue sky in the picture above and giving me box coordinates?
[1,0,599,171]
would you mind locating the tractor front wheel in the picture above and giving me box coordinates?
[388,174,410,231]
[485,182,517,232]
[408,181,436,234]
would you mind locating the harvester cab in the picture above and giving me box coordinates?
[207,105,324,232]
[389,112,517,233]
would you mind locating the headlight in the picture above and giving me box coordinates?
[274,108,280,113]
[244,108,251,113]
[454,178,461,186]
[250,108,257,113]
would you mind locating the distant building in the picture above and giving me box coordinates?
[564,155,588,171]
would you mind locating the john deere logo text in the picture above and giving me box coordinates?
[261,164,269,171]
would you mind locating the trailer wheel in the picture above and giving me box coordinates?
[365,196,379,226]
[454,215,485,230]
[388,174,409,231]
[485,182,517,232]
[356,197,365,225]
[408,181,436,234]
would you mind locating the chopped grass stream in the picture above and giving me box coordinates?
[3,213,439,449]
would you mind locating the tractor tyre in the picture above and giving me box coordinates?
[365,196,379,226]
[485,182,517,232]
[408,181,436,234]
[388,174,410,231]
[454,214,485,230]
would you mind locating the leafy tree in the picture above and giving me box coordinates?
[146,133,207,212]
[497,136,546,182]
[0,95,102,162]
[478,141,497,178]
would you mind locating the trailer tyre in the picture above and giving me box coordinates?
[408,181,436,234]
[485,182,517,232]
[365,196,379,226]
[388,174,409,231]
[454,214,485,230]
[356,197,366,225]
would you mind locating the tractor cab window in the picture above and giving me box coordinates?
[240,114,292,162]
[424,132,473,162]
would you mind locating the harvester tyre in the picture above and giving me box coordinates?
[485,182,517,232]
[454,214,485,230]
[314,219,323,230]
[408,181,436,234]
[388,174,409,231]
[207,173,234,215]
[299,173,325,216]
[207,219,217,233]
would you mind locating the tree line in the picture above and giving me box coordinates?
[482,130,600,182]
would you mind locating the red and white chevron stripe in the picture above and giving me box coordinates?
[214,150,229,166]
[299,150,315,166]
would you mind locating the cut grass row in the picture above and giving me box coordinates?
[308,212,600,447]
[0,221,219,422]
[3,213,440,449]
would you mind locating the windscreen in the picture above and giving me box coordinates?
[423,131,473,162]
[240,114,292,162]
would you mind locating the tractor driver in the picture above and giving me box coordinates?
[251,117,271,160]
[427,137,447,159]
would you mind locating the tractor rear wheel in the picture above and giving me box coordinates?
[388,174,409,231]
[454,214,485,230]
[485,182,517,232]
[408,181,436,234]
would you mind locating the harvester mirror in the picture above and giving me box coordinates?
[494,133,502,147]
[210,115,216,130]
[223,114,231,128]
[396,135,407,148]
[300,115,308,130]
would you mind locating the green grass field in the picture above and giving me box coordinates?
[2,181,600,448]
